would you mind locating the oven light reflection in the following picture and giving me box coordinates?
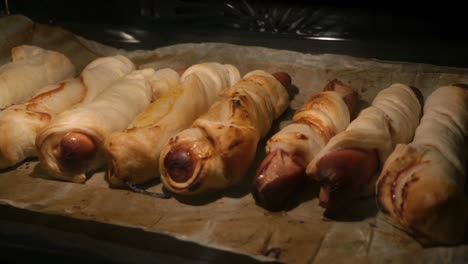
[118,31,140,43]
[305,36,347,41]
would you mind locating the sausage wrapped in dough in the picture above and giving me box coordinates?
[37,67,178,183]
[0,55,135,169]
[376,84,468,245]
[0,45,75,109]
[253,80,357,210]
[160,71,291,195]
[306,83,422,212]
[105,62,240,186]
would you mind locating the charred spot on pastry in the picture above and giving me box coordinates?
[294,117,335,142]
[164,147,195,183]
[232,99,242,108]
[169,136,179,144]
[390,162,418,215]
[230,99,243,116]
[295,133,308,140]
[398,175,419,216]
[399,180,411,216]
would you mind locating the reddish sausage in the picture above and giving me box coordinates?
[313,148,379,210]
[164,146,196,183]
[272,72,292,89]
[253,78,356,210]
[253,149,306,210]
[324,79,358,114]
[55,132,96,169]
[163,72,292,187]
[176,67,188,76]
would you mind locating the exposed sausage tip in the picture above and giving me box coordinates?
[253,149,306,210]
[58,132,96,162]
[313,148,379,210]
[272,72,292,89]
[163,147,196,183]
[324,79,357,114]
[177,67,188,76]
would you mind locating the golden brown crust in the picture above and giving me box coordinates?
[293,116,336,144]
[104,63,240,186]
[253,80,355,210]
[253,149,306,210]
[55,132,97,171]
[376,84,468,245]
[307,83,422,205]
[160,71,290,195]
[314,148,379,210]
[0,45,75,109]
[323,79,358,113]
[377,144,467,245]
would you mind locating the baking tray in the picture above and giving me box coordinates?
[1,15,468,263]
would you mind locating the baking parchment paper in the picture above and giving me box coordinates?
[1,15,467,263]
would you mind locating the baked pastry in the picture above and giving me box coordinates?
[253,80,357,210]
[105,62,240,186]
[36,67,178,182]
[306,83,422,211]
[0,55,135,169]
[0,45,75,109]
[376,84,468,245]
[160,71,291,195]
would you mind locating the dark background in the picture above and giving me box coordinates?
[2,0,468,67]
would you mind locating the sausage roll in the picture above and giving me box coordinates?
[159,71,291,195]
[376,84,468,245]
[253,80,357,210]
[306,83,422,211]
[0,55,135,169]
[36,68,176,183]
[0,45,75,109]
[105,62,240,186]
